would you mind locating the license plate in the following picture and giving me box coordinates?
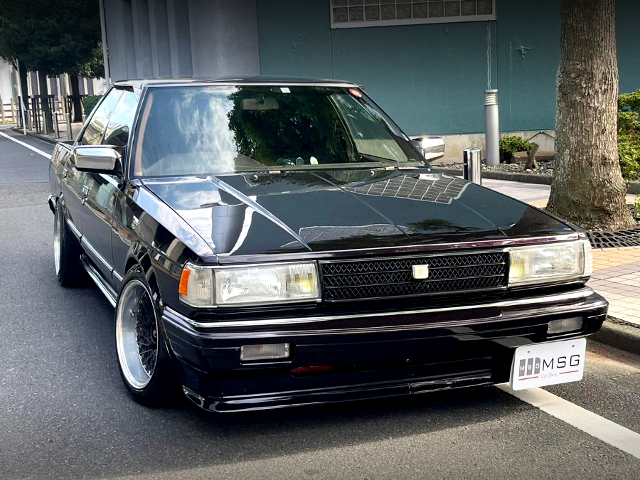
[509,338,587,391]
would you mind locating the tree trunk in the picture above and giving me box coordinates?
[37,71,53,133]
[69,75,83,123]
[547,0,635,231]
[17,60,29,112]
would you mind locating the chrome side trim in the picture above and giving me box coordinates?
[80,256,117,307]
[214,233,582,265]
[164,286,600,330]
[319,248,509,264]
[113,269,124,283]
[66,218,82,240]
[81,236,113,273]
[144,81,358,89]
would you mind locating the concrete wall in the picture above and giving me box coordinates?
[103,0,260,81]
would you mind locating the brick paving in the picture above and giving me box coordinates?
[483,179,640,327]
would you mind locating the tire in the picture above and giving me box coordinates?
[115,266,180,407]
[54,202,86,287]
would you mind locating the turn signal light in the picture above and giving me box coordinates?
[178,268,191,296]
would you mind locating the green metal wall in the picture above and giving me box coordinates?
[257,0,640,136]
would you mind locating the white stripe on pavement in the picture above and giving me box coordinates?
[0,132,51,158]
[498,384,640,459]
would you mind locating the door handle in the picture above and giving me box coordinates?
[81,185,90,205]
[62,168,68,178]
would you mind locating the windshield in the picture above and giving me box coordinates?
[133,85,425,177]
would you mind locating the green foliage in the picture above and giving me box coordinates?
[619,90,640,113]
[81,95,102,117]
[0,0,101,76]
[499,135,533,161]
[618,89,640,180]
[227,88,355,166]
[73,44,105,79]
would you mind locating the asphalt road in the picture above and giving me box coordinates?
[1,126,639,480]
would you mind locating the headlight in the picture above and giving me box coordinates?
[179,261,320,307]
[508,240,592,286]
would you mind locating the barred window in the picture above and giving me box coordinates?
[331,0,495,28]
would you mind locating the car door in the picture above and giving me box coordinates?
[58,145,84,238]
[76,88,123,283]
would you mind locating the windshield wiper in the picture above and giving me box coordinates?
[358,153,397,164]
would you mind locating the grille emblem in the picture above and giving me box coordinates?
[412,264,430,280]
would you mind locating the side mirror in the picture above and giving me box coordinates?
[73,145,123,175]
[413,136,445,161]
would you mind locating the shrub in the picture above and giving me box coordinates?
[618,90,640,181]
[81,95,102,116]
[499,135,533,162]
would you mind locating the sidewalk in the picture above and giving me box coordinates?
[483,179,639,337]
[12,121,84,144]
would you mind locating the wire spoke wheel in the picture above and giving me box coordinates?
[116,280,159,389]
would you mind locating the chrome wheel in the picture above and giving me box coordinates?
[116,280,159,390]
[53,208,61,276]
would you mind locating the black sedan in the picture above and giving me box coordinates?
[48,78,607,412]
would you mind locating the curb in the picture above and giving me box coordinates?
[592,318,640,355]
[11,127,62,145]
[437,167,640,194]
[437,168,553,185]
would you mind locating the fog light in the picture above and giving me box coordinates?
[547,317,583,335]
[240,343,290,361]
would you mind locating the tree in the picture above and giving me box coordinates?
[0,0,102,129]
[69,43,105,122]
[547,0,635,231]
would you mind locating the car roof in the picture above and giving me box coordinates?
[112,76,359,89]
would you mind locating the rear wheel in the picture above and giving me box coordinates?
[54,202,86,287]
[115,267,180,406]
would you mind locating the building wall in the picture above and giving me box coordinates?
[494,0,560,133]
[257,0,640,137]
[101,0,640,137]
[618,1,640,96]
[103,0,261,81]
[257,0,497,136]
[0,59,16,103]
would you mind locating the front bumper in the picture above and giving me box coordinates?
[161,286,607,412]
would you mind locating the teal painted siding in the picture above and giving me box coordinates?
[257,0,640,136]
[618,2,640,95]
[258,0,496,135]
[330,22,497,136]
[256,0,333,78]
[495,0,560,132]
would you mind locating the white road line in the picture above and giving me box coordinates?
[0,132,51,158]
[498,384,640,459]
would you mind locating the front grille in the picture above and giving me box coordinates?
[321,251,509,302]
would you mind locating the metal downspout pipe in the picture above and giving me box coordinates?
[485,90,499,167]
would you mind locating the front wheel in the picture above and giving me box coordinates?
[115,267,180,406]
[54,202,86,287]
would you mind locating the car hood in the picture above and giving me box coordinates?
[141,169,573,258]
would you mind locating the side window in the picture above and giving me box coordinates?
[79,89,123,146]
[103,90,138,147]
